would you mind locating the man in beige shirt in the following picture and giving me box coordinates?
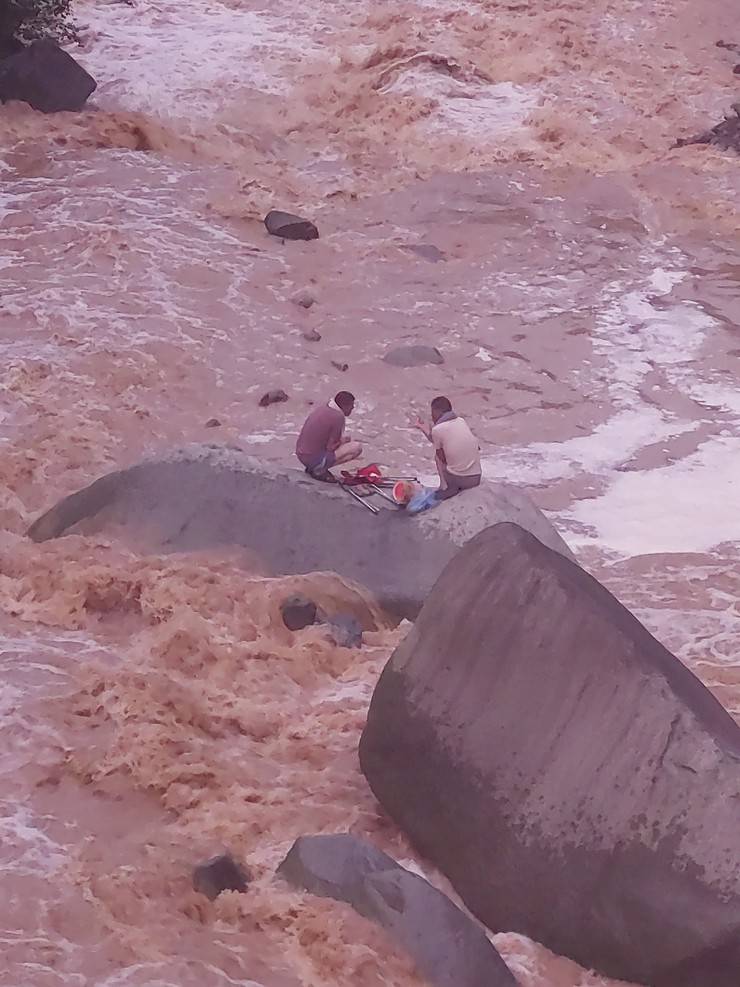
[414,396,482,501]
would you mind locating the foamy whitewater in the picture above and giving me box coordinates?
[0,0,738,984]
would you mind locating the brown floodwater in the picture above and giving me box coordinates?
[0,0,738,984]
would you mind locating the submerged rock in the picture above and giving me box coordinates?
[281,595,318,631]
[25,445,573,619]
[405,243,446,263]
[383,345,444,367]
[264,211,319,241]
[0,40,96,113]
[675,104,740,153]
[325,612,363,648]
[278,834,516,987]
[302,328,322,342]
[193,853,250,900]
[292,288,317,309]
[359,522,740,987]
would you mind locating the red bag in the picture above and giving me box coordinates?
[340,463,383,486]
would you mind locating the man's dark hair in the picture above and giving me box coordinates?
[335,391,355,411]
[431,396,452,416]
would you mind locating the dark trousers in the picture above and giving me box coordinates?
[436,468,482,501]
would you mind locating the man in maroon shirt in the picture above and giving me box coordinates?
[295,391,362,479]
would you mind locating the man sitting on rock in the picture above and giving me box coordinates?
[415,396,481,500]
[296,391,362,480]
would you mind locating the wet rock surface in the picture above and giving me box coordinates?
[0,40,96,113]
[278,834,516,987]
[26,447,574,619]
[360,522,740,987]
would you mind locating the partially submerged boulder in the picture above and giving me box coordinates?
[280,594,318,631]
[193,853,250,900]
[674,103,740,153]
[0,40,96,113]
[277,834,516,987]
[264,210,319,241]
[26,445,573,619]
[383,344,444,367]
[324,612,363,648]
[359,522,740,987]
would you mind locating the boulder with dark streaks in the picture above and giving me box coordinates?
[359,522,740,987]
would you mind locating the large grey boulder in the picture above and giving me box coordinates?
[277,834,516,987]
[26,445,572,619]
[0,40,96,113]
[359,522,740,987]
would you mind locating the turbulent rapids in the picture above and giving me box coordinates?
[0,1,738,986]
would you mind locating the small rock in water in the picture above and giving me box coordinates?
[193,853,250,900]
[0,40,97,113]
[281,595,318,631]
[292,289,317,309]
[405,243,446,263]
[259,389,289,407]
[384,344,444,368]
[674,104,740,153]
[302,328,322,342]
[331,360,349,372]
[204,418,221,428]
[264,210,319,241]
[326,613,363,648]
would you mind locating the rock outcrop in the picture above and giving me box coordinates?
[27,446,572,619]
[277,834,516,987]
[0,40,96,113]
[359,522,740,987]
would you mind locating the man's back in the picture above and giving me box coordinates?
[296,403,345,466]
[432,415,480,477]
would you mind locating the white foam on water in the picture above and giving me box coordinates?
[564,436,740,554]
[481,407,689,485]
[379,64,538,137]
[96,964,265,987]
[595,263,716,405]
[0,802,68,875]
[78,0,320,115]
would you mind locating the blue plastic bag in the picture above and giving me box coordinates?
[406,487,439,515]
